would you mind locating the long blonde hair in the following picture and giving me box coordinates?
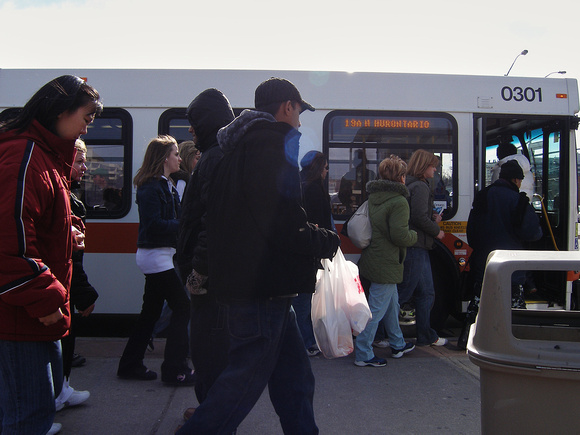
[406,149,439,179]
[133,135,177,188]
[178,140,199,173]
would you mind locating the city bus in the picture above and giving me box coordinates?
[1,69,578,334]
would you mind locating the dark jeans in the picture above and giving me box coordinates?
[118,269,190,376]
[177,298,318,435]
[292,293,316,349]
[0,340,62,435]
[397,247,438,345]
[189,294,229,404]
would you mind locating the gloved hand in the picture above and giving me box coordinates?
[186,269,208,295]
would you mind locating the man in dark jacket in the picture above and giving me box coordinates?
[174,88,235,418]
[459,159,543,348]
[177,78,340,435]
[467,159,542,304]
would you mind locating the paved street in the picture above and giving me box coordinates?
[54,335,481,434]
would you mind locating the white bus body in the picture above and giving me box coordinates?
[1,69,578,331]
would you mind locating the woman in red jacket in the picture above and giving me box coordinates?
[0,75,102,435]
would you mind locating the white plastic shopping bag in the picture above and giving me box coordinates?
[333,249,371,336]
[311,257,353,358]
[311,248,371,358]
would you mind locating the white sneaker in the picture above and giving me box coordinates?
[431,337,448,347]
[56,380,90,411]
[47,423,62,435]
[372,339,390,348]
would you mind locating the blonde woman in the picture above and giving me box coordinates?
[117,135,194,385]
[397,149,447,347]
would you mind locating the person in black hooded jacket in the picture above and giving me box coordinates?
[174,88,235,418]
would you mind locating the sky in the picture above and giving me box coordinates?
[0,0,578,81]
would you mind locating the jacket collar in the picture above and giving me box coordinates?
[367,179,409,197]
[1,120,76,179]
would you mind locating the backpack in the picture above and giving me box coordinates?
[342,200,371,249]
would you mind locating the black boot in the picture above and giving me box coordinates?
[457,296,480,350]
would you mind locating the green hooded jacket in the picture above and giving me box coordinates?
[359,179,417,284]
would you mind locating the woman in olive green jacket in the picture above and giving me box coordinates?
[355,156,417,367]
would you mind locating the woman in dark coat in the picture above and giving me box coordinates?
[293,151,333,356]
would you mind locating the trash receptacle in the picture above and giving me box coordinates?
[467,250,580,435]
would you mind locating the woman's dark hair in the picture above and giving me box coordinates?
[300,151,327,185]
[0,75,103,135]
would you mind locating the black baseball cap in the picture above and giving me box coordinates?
[255,77,315,113]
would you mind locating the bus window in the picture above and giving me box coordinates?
[324,111,457,221]
[158,107,245,143]
[159,108,191,143]
[81,108,132,219]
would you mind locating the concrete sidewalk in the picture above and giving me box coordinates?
[54,337,481,434]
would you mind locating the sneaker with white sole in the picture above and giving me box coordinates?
[55,380,90,412]
[354,356,387,367]
[431,337,448,347]
[372,339,390,348]
[390,342,415,358]
[47,423,62,435]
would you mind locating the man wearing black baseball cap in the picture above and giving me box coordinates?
[177,78,339,434]
[255,77,315,114]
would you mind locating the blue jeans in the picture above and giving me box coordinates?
[355,283,405,361]
[0,340,63,435]
[176,297,318,435]
[292,293,316,349]
[397,247,438,345]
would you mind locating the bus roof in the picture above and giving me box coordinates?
[1,68,578,116]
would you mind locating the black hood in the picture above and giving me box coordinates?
[186,88,235,152]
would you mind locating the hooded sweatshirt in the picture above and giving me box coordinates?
[175,89,235,282]
[206,109,340,299]
[0,120,74,341]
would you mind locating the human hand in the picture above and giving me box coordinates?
[186,270,208,295]
[39,308,64,326]
[72,225,85,251]
[436,230,445,240]
[78,304,95,317]
[432,213,442,223]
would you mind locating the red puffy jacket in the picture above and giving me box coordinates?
[0,120,74,341]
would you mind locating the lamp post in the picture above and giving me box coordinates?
[545,71,566,78]
[505,50,528,76]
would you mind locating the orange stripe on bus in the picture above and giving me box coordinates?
[85,222,138,254]
[336,224,362,255]
[85,223,360,255]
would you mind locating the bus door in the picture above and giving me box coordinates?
[475,114,579,309]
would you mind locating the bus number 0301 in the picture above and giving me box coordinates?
[501,86,543,102]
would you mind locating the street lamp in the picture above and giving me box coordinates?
[505,50,528,76]
[545,71,567,78]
